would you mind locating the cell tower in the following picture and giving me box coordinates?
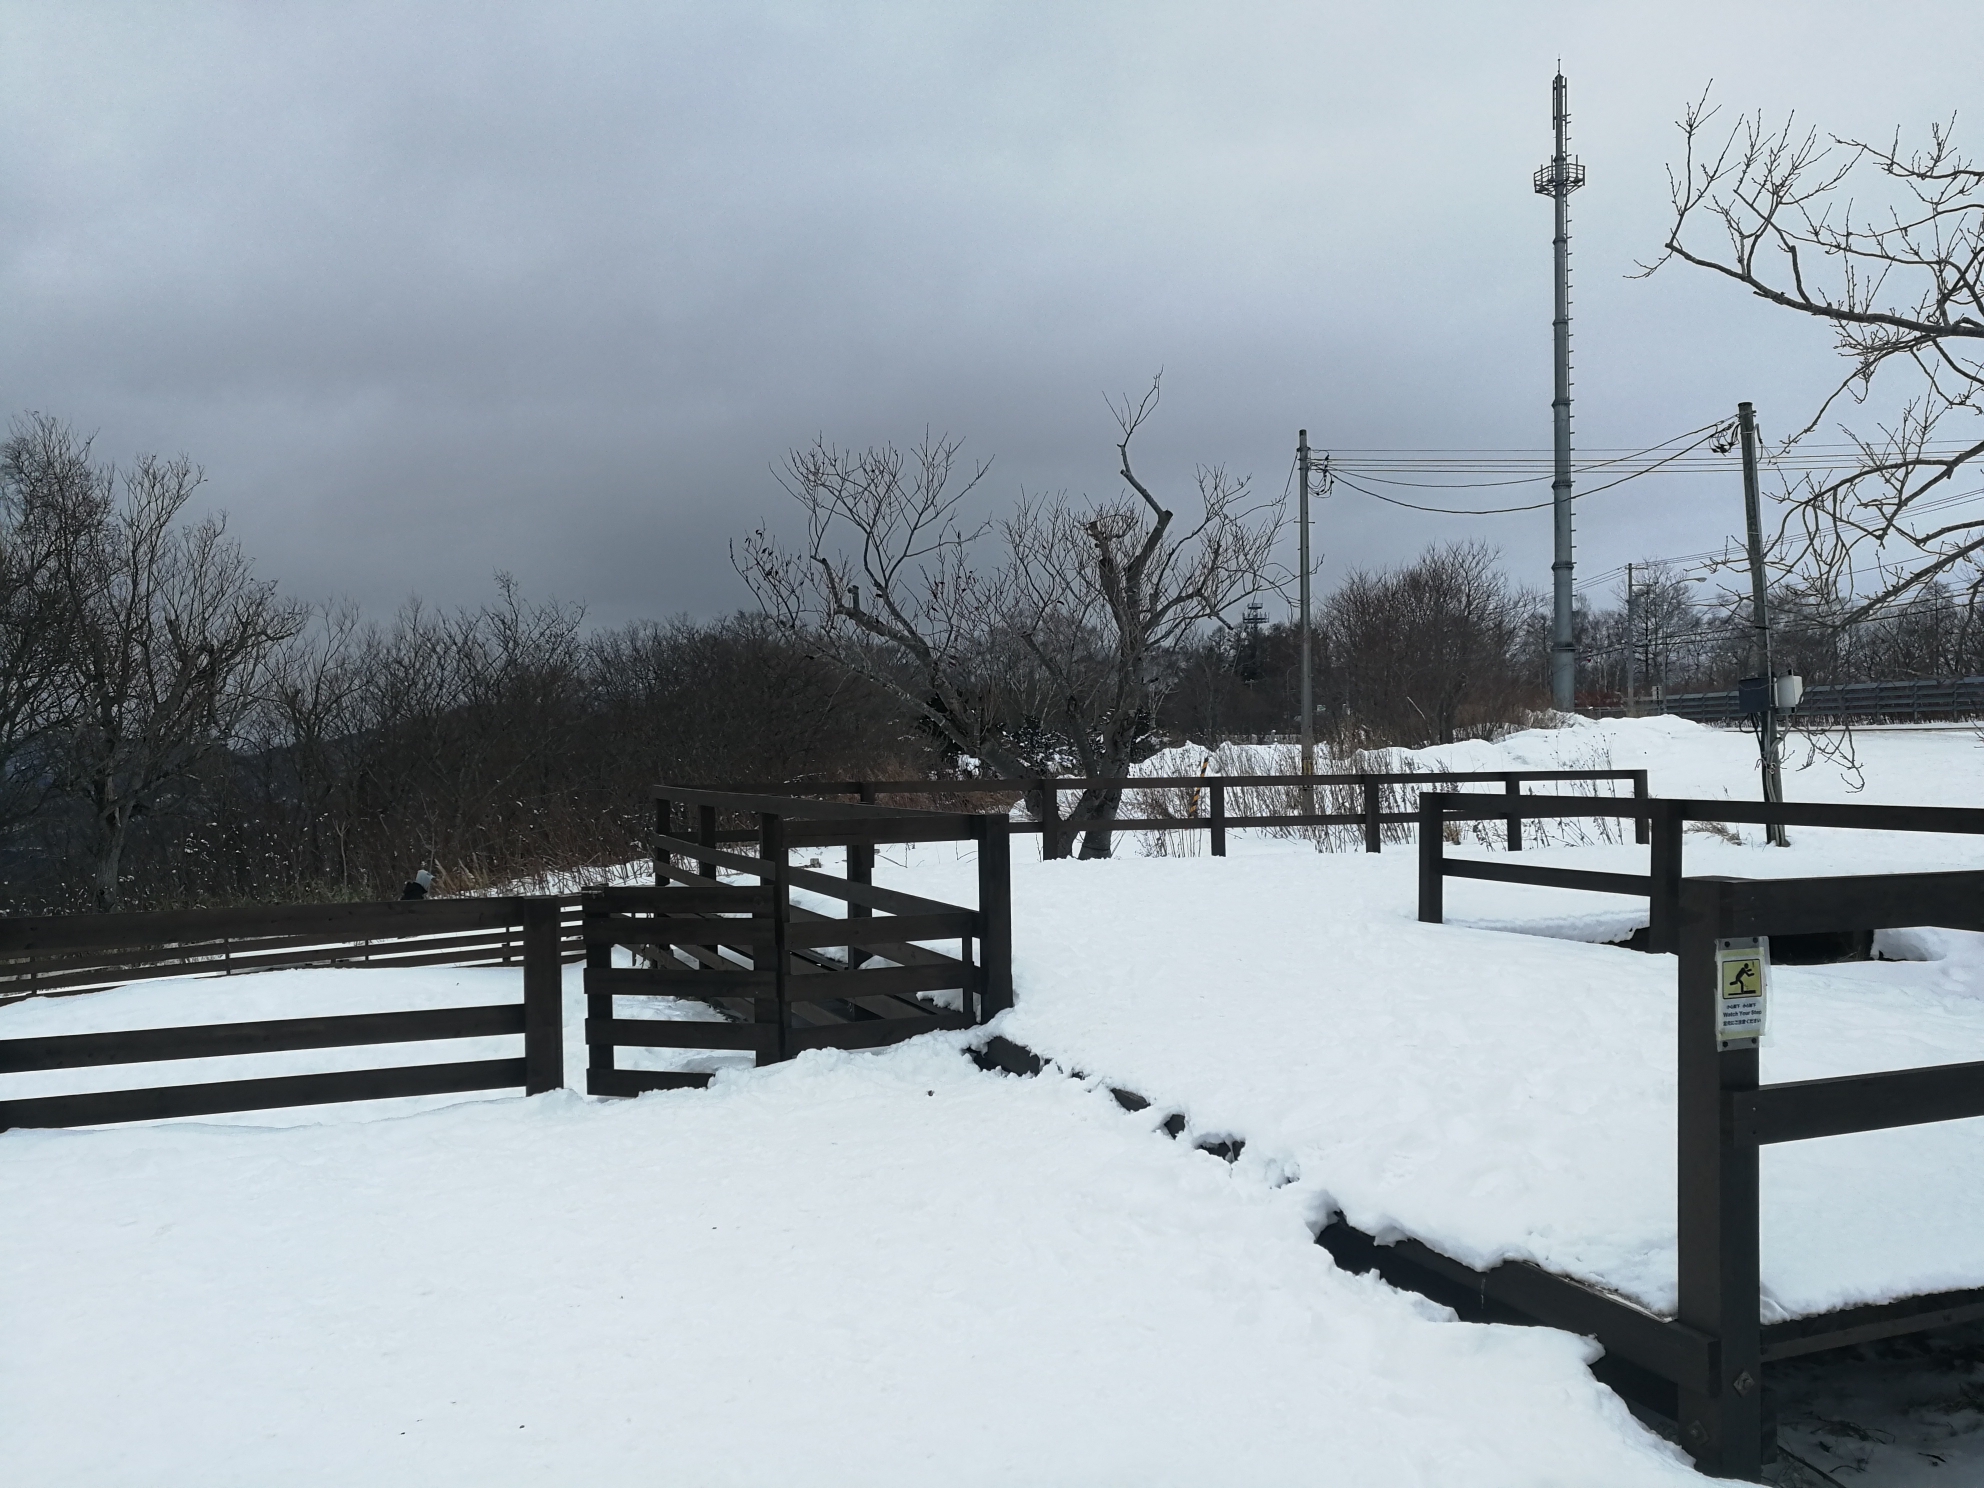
[1237,599,1265,684]
[1534,69,1584,712]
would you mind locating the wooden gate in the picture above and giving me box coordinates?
[582,787,1012,1096]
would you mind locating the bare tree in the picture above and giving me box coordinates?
[17,421,306,908]
[1641,96,1984,622]
[0,415,87,832]
[739,380,1284,856]
[1324,542,1538,748]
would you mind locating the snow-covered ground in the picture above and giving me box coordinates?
[1143,714,1984,812]
[6,716,1984,1482]
[887,835,1984,1323]
[3,1042,1707,1485]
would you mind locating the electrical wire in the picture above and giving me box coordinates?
[1329,427,1730,516]
[1329,420,1733,490]
[1328,471,1557,515]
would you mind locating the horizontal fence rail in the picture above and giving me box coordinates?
[1418,792,1984,955]
[0,896,589,1004]
[0,896,571,1130]
[694,769,1650,859]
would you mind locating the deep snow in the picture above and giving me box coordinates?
[7,714,1984,1482]
[0,1043,1707,1486]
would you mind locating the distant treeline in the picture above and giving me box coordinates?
[0,416,918,912]
[5,412,1970,911]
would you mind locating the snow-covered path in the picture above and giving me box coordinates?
[927,839,1984,1321]
[0,1042,1704,1486]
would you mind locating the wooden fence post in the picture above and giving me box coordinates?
[759,812,791,1063]
[975,813,1013,1018]
[521,898,564,1095]
[654,795,672,884]
[1209,779,1226,857]
[1503,774,1523,852]
[1037,779,1062,860]
[1362,774,1382,853]
[582,892,614,1095]
[1674,881,1765,1478]
[697,803,718,880]
[1648,799,1685,955]
[1632,769,1651,845]
[1417,791,1445,924]
[847,783,875,969]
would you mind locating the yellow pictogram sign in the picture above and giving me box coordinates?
[1721,954,1762,999]
[1714,937,1769,1045]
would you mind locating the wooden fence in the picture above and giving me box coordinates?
[710,769,1650,857]
[0,897,577,1130]
[1392,790,1984,1477]
[1417,791,1984,953]
[584,786,1012,1096]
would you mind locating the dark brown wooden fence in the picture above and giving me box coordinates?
[709,769,1649,857]
[583,786,1012,1096]
[1395,790,1984,1477]
[0,896,576,1130]
[1417,791,1984,953]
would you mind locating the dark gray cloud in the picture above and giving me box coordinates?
[2,1,1977,625]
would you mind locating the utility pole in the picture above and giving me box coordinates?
[1738,400,1788,846]
[1535,69,1585,713]
[1623,562,1636,717]
[1297,429,1315,815]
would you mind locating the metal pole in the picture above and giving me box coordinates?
[1738,401,1787,846]
[1543,72,1581,712]
[1297,429,1315,816]
[1624,562,1637,717]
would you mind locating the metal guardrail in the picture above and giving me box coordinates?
[1655,675,1984,724]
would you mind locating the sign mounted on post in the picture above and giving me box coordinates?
[1714,936,1770,1049]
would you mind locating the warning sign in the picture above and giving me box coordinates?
[1714,937,1770,1047]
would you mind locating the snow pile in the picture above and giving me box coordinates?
[0,1043,1704,1486]
[1399,712,1984,814]
[1132,739,1297,777]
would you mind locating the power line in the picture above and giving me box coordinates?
[1329,426,1729,516]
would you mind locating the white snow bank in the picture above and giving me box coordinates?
[1399,713,1984,813]
[0,1044,1704,1486]
[878,826,1984,1322]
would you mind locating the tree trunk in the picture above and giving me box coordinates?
[92,804,130,911]
[1072,785,1125,859]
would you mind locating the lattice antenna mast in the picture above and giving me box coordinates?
[1535,69,1585,712]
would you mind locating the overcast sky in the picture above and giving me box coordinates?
[2,1,1978,627]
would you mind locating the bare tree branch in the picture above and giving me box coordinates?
[1643,92,1984,630]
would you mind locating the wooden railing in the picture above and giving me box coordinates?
[579,786,1013,1096]
[1404,790,1984,1476]
[0,896,575,1130]
[709,769,1649,857]
[1417,792,1984,953]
